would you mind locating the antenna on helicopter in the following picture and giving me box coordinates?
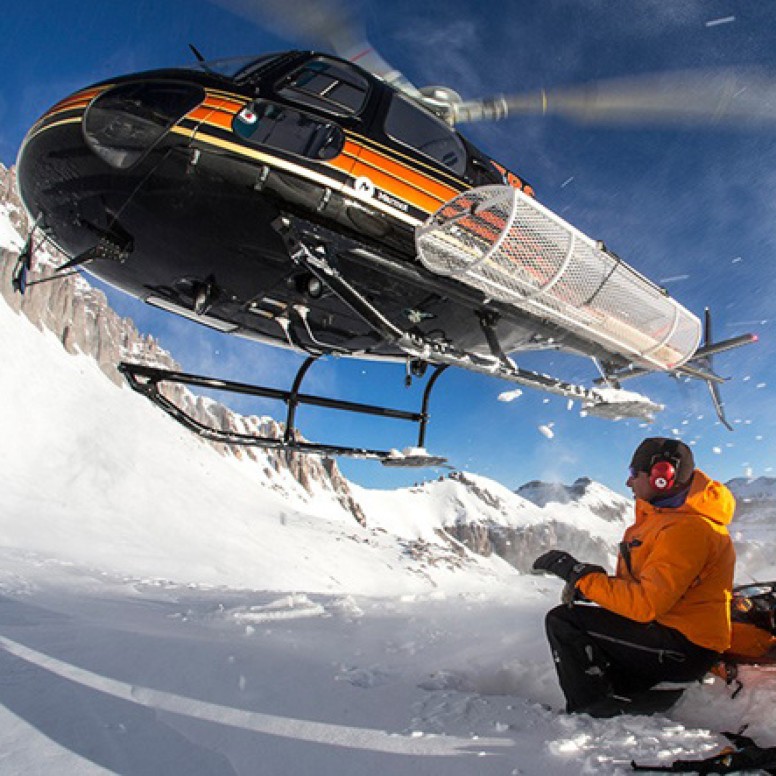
[188,43,218,75]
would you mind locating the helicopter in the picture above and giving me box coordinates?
[10,0,760,466]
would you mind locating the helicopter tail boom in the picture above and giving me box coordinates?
[416,185,702,372]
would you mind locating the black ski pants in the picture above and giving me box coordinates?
[545,603,720,713]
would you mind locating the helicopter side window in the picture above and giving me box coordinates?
[83,82,205,169]
[384,94,466,175]
[233,100,345,161]
[276,57,369,116]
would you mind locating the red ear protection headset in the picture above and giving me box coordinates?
[648,440,681,491]
[649,459,677,490]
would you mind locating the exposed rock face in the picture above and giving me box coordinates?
[0,163,365,524]
[435,471,630,572]
[446,517,618,572]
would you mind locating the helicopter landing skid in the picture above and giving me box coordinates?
[273,215,663,423]
[118,359,450,467]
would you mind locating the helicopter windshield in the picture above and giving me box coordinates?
[183,54,281,80]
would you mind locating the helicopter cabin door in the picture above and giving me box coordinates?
[225,55,370,221]
[343,90,468,233]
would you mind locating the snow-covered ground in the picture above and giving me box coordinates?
[2,212,776,773]
[4,555,774,776]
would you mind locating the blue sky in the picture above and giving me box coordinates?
[3,0,776,494]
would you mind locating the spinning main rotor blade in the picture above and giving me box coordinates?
[209,0,422,98]
[208,2,776,129]
[452,69,776,127]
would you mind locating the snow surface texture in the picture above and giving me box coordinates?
[2,202,776,774]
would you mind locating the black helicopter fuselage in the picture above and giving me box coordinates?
[16,50,624,365]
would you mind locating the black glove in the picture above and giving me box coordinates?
[532,550,605,584]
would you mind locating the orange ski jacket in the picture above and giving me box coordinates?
[577,469,736,652]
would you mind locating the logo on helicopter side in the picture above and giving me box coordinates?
[376,190,409,212]
[352,176,408,213]
[354,176,375,198]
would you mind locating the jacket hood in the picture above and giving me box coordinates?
[681,469,736,527]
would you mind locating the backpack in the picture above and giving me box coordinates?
[711,581,776,694]
[726,581,776,665]
[632,588,776,772]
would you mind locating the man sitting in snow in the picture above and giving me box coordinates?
[533,437,736,717]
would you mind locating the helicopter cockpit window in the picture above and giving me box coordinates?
[83,81,205,169]
[276,57,369,116]
[233,100,345,161]
[384,94,466,175]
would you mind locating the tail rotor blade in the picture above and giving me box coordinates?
[698,307,732,429]
[707,378,733,431]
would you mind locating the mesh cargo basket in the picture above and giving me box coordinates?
[415,185,701,370]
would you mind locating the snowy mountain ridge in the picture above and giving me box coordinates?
[727,476,776,502]
[356,471,629,571]
[517,477,631,522]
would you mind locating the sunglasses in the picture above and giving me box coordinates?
[628,466,644,478]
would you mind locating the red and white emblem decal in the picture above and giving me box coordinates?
[238,107,258,124]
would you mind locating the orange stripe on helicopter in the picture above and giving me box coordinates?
[354,145,458,204]
[188,93,461,215]
[347,131,468,192]
[37,95,96,125]
[47,87,105,113]
[349,159,445,214]
[39,86,241,131]
[174,123,422,225]
[324,139,363,175]
[193,93,250,131]
[195,109,234,131]
[202,94,247,112]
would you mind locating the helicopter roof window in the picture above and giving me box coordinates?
[233,100,345,161]
[384,93,466,175]
[276,57,369,116]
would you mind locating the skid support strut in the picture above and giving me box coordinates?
[272,215,664,422]
[118,360,449,467]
